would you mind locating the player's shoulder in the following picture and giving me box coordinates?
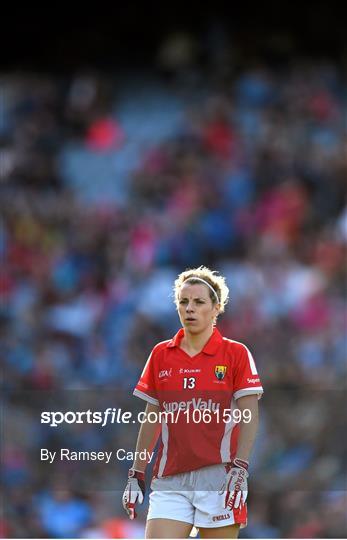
[222,336,250,355]
[151,339,171,354]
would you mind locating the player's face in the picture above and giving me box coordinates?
[177,283,220,334]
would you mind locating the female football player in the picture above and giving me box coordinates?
[122,266,263,538]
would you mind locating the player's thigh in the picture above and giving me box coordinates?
[199,524,240,539]
[146,518,193,538]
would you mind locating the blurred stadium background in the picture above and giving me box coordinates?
[1,4,346,538]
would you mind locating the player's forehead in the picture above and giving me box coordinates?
[178,282,211,299]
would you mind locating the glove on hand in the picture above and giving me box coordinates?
[122,469,146,520]
[221,458,249,510]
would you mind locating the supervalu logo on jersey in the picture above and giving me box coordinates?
[214,365,227,380]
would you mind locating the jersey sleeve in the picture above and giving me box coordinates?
[232,344,264,401]
[133,347,159,406]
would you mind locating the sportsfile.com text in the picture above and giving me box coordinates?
[41,404,252,427]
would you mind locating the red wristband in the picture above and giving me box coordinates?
[233,458,249,470]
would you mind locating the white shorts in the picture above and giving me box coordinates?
[147,464,247,529]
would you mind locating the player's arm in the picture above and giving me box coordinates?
[132,402,161,472]
[235,394,259,462]
[122,402,161,519]
[222,394,259,510]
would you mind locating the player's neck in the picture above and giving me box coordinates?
[181,326,214,355]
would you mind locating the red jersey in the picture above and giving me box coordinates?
[133,327,263,477]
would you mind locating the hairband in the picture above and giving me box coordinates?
[185,277,219,302]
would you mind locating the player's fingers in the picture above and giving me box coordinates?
[122,494,129,511]
[234,490,242,509]
[224,490,230,509]
[126,503,136,520]
[218,482,226,496]
[226,490,235,510]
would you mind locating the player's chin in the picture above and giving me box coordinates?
[183,322,201,333]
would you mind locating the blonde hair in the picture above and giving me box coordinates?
[173,265,229,315]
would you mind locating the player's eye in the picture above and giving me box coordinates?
[179,299,188,304]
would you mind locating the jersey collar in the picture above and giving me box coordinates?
[166,327,223,355]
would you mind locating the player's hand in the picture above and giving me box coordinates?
[122,469,146,519]
[220,458,249,510]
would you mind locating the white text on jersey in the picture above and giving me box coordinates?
[162,397,220,412]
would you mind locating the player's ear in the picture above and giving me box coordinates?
[212,303,220,321]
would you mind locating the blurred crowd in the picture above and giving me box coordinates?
[1,48,347,538]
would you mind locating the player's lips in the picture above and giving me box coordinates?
[185,318,197,322]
